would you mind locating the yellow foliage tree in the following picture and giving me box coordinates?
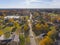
[47,30,57,39]
[9,18,14,22]
[14,21,19,27]
[35,23,41,30]
[39,36,53,45]
[43,23,49,31]
[24,24,28,31]
[44,23,48,28]
[0,30,4,36]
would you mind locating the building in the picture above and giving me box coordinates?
[4,15,20,19]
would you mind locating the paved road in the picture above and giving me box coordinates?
[57,40,60,45]
[28,13,37,45]
[55,39,60,45]
[55,32,60,45]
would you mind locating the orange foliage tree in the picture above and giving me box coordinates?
[39,36,54,45]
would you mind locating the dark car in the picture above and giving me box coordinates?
[30,36,33,38]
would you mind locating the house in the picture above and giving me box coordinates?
[4,15,20,19]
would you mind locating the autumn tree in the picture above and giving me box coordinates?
[19,34,25,45]
[35,23,41,30]
[0,30,4,36]
[23,24,29,31]
[9,18,14,22]
[39,36,54,45]
[47,29,57,41]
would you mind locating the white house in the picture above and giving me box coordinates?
[0,35,5,40]
[4,16,20,19]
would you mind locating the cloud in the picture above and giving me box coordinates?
[25,0,53,6]
[0,0,60,8]
[25,0,38,5]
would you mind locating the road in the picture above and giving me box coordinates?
[55,32,60,45]
[55,38,60,45]
[57,40,60,45]
[28,13,37,45]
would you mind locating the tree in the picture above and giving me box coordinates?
[4,32,10,39]
[39,36,54,45]
[43,23,49,32]
[19,34,25,45]
[3,27,12,33]
[14,21,20,28]
[23,24,29,31]
[0,30,4,36]
[35,23,41,30]
[9,18,14,22]
[47,29,57,40]
[49,26,56,31]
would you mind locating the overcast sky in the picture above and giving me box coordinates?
[0,0,60,8]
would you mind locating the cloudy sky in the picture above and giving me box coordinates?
[0,0,60,8]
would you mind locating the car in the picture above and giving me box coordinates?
[30,36,33,38]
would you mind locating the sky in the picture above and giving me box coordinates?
[0,0,60,8]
